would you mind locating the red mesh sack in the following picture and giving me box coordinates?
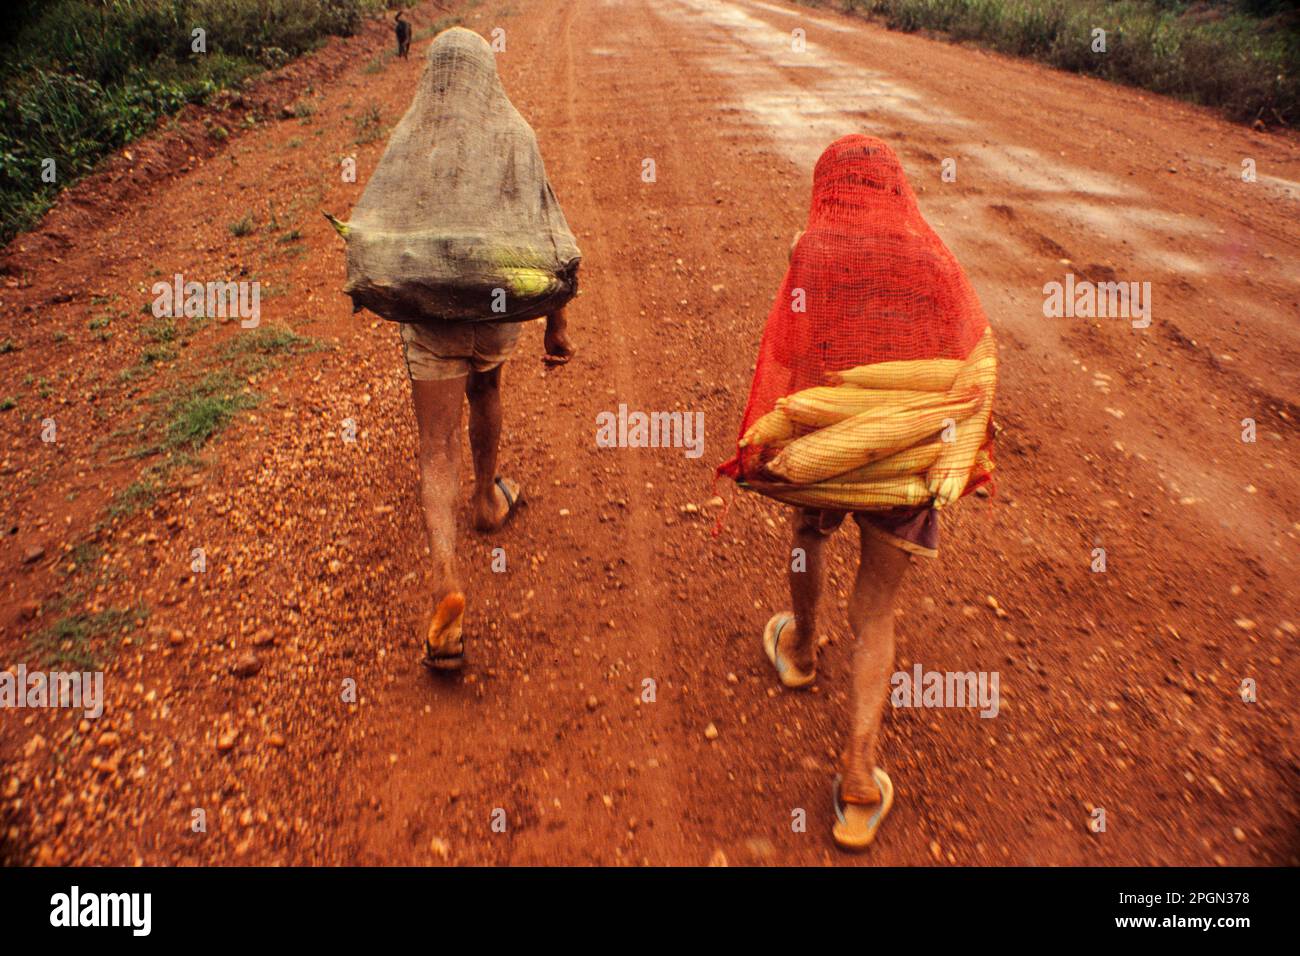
[718,135,996,511]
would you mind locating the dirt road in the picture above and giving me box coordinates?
[2,0,1297,866]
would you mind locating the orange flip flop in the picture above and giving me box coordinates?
[421,591,466,671]
[762,613,815,689]
[832,768,894,852]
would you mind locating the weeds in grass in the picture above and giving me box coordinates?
[28,604,145,669]
[353,105,383,144]
[108,475,162,517]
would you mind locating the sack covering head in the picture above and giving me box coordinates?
[338,27,581,324]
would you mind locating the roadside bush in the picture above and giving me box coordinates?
[0,0,398,245]
[838,0,1299,125]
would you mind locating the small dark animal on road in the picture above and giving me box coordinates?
[396,11,412,58]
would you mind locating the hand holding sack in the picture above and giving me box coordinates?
[718,135,996,512]
[326,28,581,324]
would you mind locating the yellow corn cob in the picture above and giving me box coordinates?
[748,474,932,511]
[501,267,558,298]
[323,212,350,239]
[739,407,796,449]
[835,438,943,482]
[928,327,997,508]
[777,386,949,428]
[766,395,979,485]
[827,356,964,392]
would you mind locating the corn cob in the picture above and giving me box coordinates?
[747,474,932,511]
[777,386,950,428]
[826,356,964,392]
[501,267,558,298]
[765,394,979,485]
[835,438,943,482]
[323,212,350,239]
[739,407,796,449]
[928,327,997,508]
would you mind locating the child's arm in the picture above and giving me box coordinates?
[543,308,574,366]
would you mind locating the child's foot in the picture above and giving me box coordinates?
[472,476,522,532]
[832,767,894,852]
[762,613,815,688]
[543,324,574,365]
[422,591,466,672]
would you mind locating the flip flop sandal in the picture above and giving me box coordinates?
[762,612,815,689]
[490,476,522,530]
[421,592,466,672]
[831,767,894,852]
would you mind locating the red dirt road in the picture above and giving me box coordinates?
[1,0,1297,866]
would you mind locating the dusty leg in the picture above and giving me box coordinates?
[410,376,467,603]
[783,511,834,675]
[467,365,513,531]
[841,521,911,801]
[543,308,575,364]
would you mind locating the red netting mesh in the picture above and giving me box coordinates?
[718,134,995,511]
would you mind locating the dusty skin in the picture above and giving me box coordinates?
[0,0,1297,865]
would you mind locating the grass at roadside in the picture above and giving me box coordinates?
[817,0,1298,125]
[28,322,326,664]
[28,604,145,670]
[0,0,403,245]
[107,323,326,516]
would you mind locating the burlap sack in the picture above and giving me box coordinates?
[332,27,581,324]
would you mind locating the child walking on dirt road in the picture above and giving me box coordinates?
[330,27,580,672]
[719,135,997,852]
[404,30,578,672]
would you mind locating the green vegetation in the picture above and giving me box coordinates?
[29,604,144,669]
[63,542,104,578]
[828,0,1298,123]
[148,372,260,457]
[108,474,163,518]
[1,0,401,244]
[227,212,255,236]
[223,322,321,358]
[101,321,324,522]
[123,323,323,462]
[353,104,384,144]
